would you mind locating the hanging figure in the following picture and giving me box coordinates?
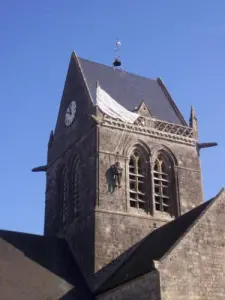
[111,161,123,188]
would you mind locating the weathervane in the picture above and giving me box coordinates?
[113,39,122,68]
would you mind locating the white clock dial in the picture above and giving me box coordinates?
[65,101,76,127]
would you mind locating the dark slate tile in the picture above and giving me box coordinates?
[0,230,92,299]
[78,57,185,125]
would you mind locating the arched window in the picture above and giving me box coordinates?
[153,153,174,215]
[72,157,80,218]
[129,148,147,210]
[59,167,69,226]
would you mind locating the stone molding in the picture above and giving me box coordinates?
[102,115,195,146]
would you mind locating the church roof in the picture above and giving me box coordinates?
[97,198,214,294]
[0,230,92,299]
[77,56,187,126]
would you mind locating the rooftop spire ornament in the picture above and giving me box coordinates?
[113,39,122,68]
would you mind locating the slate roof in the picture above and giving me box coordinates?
[78,56,187,125]
[0,230,92,299]
[97,199,214,294]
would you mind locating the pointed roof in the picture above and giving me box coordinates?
[134,100,152,118]
[97,194,219,294]
[189,106,198,127]
[77,55,187,125]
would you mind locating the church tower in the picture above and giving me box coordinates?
[41,52,204,286]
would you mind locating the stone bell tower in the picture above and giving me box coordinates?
[34,52,209,287]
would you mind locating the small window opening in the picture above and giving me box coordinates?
[129,149,147,210]
[153,155,172,214]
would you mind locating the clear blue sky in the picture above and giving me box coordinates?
[0,0,224,235]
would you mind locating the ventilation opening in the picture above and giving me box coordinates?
[129,149,147,211]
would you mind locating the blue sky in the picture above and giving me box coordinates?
[0,0,225,235]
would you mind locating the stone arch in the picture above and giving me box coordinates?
[127,142,151,213]
[123,139,151,158]
[151,145,178,166]
[152,146,179,217]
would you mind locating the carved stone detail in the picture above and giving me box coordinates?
[154,120,193,138]
[102,115,195,146]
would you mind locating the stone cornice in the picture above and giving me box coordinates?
[101,115,196,146]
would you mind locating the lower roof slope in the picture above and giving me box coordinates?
[97,198,214,294]
[0,230,92,299]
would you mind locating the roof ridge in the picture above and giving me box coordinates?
[0,229,42,237]
[159,188,225,262]
[96,193,225,294]
[157,78,187,126]
[73,52,94,104]
[77,56,157,82]
[95,234,150,294]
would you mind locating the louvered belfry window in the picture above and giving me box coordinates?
[72,157,80,218]
[59,168,69,226]
[153,154,171,213]
[129,149,146,210]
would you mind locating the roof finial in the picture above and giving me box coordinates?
[48,130,54,148]
[189,106,198,139]
[189,106,198,129]
[113,39,122,69]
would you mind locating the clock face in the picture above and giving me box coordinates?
[65,101,76,127]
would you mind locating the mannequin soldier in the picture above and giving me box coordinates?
[111,161,123,188]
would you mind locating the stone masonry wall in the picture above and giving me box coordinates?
[45,52,97,238]
[95,210,167,272]
[94,124,204,274]
[45,128,98,285]
[97,271,161,300]
[159,190,225,300]
[98,126,203,213]
[45,127,97,236]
